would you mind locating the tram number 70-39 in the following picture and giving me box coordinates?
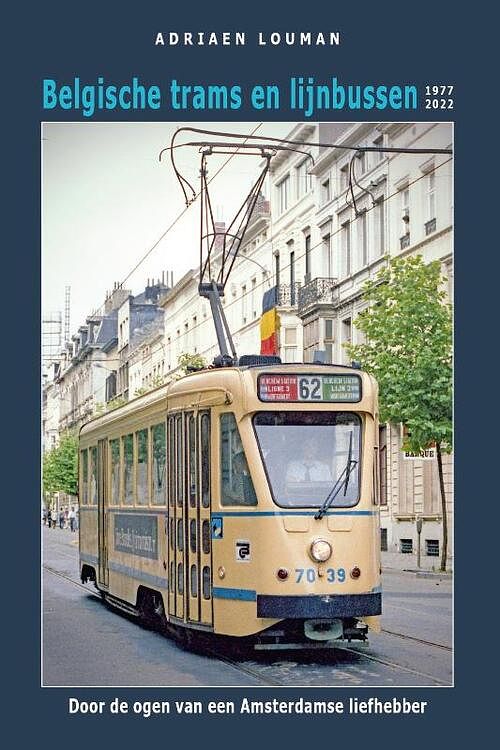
[295,568,346,583]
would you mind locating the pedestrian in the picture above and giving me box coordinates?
[42,508,47,525]
[51,508,57,529]
[59,508,65,529]
[69,506,76,533]
[64,506,69,528]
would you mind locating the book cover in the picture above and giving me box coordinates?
[4,0,485,745]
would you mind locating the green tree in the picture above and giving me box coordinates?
[42,433,79,497]
[105,396,128,411]
[346,255,452,571]
[177,352,207,377]
[134,374,166,397]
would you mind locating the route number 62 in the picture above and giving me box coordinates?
[299,377,321,401]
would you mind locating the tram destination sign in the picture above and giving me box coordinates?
[258,373,362,403]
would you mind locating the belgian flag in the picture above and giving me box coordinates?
[260,288,280,356]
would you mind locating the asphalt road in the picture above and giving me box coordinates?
[42,526,452,687]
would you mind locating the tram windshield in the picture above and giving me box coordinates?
[253,411,361,508]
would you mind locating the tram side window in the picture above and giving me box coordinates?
[136,429,149,505]
[89,446,98,505]
[80,450,88,505]
[188,414,197,507]
[110,439,120,505]
[220,413,257,506]
[152,423,166,506]
[200,413,210,508]
[168,417,175,507]
[176,415,183,506]
[123,434,134,505]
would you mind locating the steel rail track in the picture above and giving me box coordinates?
[334,644,449,686]
[44,559,453,652]
[381,628,452,652]
[42,564,280,687]
[43,563,450,687]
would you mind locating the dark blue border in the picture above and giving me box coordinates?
[4,0,488,745]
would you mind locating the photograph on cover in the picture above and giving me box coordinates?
[42,121,453,688]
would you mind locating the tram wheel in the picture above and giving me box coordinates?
[139,589,166,631]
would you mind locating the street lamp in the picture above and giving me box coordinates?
[235,254,271,277]
[416,515,423,569]
[93,363,118,373]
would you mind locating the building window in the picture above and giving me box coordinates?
[341,221,351,277]
[324,318,334,364]
[277,175,290,214]
[274,252,280,288]
[400,186,410,236]
[282,327,298,363]
[400,538,413,554]
[321,177,331,204]
[304,234,311,280]
[426,170,436,223]
[303,318,320,363]
[105,371,117,402]
[241,284,247,324]
[322,232,333,278]
[341,317,352,364]
[289,245,295,304]
[359,210,368,267]
[340,164,349,191]
[426,539,440,557]
[251,278,257,319]
[296,159,311,198]
[380,528,388,551]
[356,150,366,174]
[375,197,385,257]
[372,134,384,164]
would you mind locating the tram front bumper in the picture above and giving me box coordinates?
[256,592,381,619]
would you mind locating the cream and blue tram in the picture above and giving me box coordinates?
[79,360,381,648]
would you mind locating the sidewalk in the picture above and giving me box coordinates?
[43,524,452,577]
[381,550,452,577]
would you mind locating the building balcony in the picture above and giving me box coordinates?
[297,277,337,317]
[400,233,411,250]
[425,218,437,236]
[276,282,301,308]
[261,283,301,312]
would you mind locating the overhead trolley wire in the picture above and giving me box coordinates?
[119,123,264,287]
[80,155,453,399]
[155,156,453,359]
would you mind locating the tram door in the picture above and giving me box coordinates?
[97,438,109,587]
[167,410,213,626]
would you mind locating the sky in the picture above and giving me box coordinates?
[42,121,294,335]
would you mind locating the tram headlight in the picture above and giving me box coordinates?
[309,539,332,563]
